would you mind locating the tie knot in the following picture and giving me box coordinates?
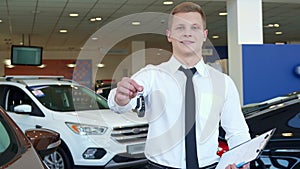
[179,66,196,77]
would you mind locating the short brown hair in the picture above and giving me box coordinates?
[169,2,207,29]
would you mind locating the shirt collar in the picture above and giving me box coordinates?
[167,55,209,77]
[194,59,209,77]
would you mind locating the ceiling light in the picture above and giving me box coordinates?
[266,23,280,28]
[6,65,14,68]
[219,12,227,16]
[89,17,102,22]
[131,21,141,25]
[69,13,79,17]
[97,63,105,68]
[163,1,173,5]
[0,20,2,23]
[3,59,13,68]
[4,59,11,66]
[59,29,68,33]
[90,18,96,22]
[275,42,285,45]
[212,35,219,39]
[38,64,47,68]
[275,31,283,35]
[91,37,98,40]
[67,63,76,68]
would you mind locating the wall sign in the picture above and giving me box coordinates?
[294,64,300,77]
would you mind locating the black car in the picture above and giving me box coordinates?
[245,94,300,169]
[219,93,300,169]
[95,80,116,99]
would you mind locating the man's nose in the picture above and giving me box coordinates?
[183,29,192,37]
[183,33,192,37]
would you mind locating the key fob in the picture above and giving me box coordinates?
[133,94,145,117]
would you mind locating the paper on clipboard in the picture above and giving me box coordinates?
[215,128,276,169]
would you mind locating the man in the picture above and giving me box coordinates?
[108,2,250,169]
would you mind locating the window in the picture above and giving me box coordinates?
[288,112,300,129]
[6,88,32,112]
[30,84,109,112]
[1,85,43,117]
[0,122,10,153]
[0,114,19,166]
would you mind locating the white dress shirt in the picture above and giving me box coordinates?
[108,56,250,168]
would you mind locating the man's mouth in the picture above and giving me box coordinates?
[180,40,194,45]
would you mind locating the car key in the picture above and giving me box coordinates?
[133,93,145,117]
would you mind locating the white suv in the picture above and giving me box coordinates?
[0,76,148,168]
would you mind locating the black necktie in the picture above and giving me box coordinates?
[179,66,199,169]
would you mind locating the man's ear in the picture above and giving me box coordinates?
[203,29,208,41]
[166,29,172,42]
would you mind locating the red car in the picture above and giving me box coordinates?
[217,137,229,157]
[0,106,60,168]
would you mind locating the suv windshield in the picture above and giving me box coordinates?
[29,84,109,111]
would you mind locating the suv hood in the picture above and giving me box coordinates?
[58,109,147,127]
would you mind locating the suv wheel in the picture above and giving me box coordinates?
[44,147,72,169]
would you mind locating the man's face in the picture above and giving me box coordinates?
[167,12,208,58]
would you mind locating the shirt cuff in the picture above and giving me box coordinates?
[108,88,134,114]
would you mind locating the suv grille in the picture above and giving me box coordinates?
[111,124,148,144]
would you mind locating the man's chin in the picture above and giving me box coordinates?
[180,47,199,56]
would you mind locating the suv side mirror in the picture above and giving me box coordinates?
[25,128,61,158]
[14,104,32,114]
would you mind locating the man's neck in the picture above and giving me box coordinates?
[173,54,202,67]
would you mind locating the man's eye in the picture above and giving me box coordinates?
[176,26,184,30]
[192,26,200,30]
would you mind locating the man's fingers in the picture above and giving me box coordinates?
[116,78,143,100]
[116,85,132,95]
[242,163,250,169]
[115,77,143,106]
[129,79,144,92]
[117,78,142,92]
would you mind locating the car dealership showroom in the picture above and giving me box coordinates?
[0,0,300,169]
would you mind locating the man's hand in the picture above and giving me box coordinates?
[115,77,144,106]
[225,163,250,169]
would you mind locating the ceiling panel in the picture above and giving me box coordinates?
[37,1,68,8]
[0,0,299,52]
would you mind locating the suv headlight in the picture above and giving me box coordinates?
[66,122,107,135]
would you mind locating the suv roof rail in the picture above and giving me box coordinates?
[0,75,80,86]
[2,75,65,81]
